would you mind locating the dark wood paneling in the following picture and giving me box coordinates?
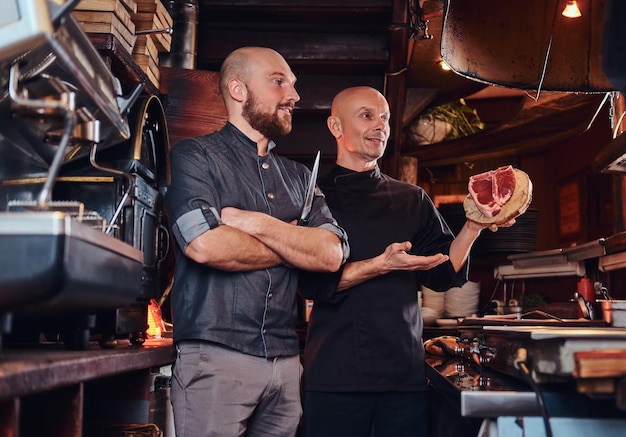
[294,75,384,112]
[158,67,227,146]
[198,0,391,23]
[196,0,392,74]
[195,30,389,74]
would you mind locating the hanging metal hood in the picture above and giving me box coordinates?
[440,0,615,93]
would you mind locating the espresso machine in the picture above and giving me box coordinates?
[0,0,171,349]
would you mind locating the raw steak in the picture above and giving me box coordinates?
[468,165,516,217]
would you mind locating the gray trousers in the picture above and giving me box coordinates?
[171,340,302,437]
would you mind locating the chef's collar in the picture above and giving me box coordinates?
[332,164,381,181]
[224,122,277,153]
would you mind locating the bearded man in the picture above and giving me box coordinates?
[164,46,349,437]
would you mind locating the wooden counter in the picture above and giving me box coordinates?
[0,338,175,437]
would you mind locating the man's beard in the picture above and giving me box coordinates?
[242,91,292,138]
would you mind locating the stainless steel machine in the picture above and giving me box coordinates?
[0,0,171,349]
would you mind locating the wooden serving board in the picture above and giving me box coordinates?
[574,349,626,378]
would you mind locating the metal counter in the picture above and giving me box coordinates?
[426,355,625,419]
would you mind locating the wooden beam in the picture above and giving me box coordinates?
[199,0,390,7]
[198,1,391,25]
[195,29,389,73]
[381,0,410,179]
[294,75,384,112]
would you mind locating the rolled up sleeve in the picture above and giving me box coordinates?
[165,138,223,251]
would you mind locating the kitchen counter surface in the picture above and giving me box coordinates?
[0,337,175,400]
[426,354,626,419]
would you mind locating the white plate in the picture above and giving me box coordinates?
[435,318,459,327]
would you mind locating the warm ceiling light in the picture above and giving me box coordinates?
[562,0,582,18]
[439,60,451,71]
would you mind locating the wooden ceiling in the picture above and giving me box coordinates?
[194,0,620,175]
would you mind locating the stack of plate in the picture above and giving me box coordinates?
[437,203,538,255]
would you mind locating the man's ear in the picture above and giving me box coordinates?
[327,116,342,138]
[227,78,246,102]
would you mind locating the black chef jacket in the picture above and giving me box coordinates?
[300,165,468,392]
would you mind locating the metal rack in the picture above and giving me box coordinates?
[494,239,606,280]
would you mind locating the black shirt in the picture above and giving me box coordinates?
[301,165,467,392]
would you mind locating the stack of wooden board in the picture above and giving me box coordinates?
[73,0,137,54]
[132,33,160,87]
[131,0,173,88]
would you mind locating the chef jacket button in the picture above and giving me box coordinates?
[262,329,267,334]
[201,203,209,210]
[262,162,270,169]
[267,192,274,199]
[268,292,273,299]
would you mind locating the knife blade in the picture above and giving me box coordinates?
[298,150,321,225]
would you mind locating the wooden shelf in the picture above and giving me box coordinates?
[88,32,160,97]
[0,338,175,437]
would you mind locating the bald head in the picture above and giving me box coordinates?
[220,47,285,96]
[330,86,387,118]
[327,86,390,171]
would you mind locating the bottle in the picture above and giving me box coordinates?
[577,276,595,319]
[577,276,595,303]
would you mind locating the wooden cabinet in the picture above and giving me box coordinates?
[0,338,175,437]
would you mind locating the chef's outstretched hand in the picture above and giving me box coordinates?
[378,241,449,273]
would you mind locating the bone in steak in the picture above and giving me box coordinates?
[468,165,516,218]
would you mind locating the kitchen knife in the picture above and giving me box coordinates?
[298,150,321,225]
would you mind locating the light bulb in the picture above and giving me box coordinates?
[562,0,582,18]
